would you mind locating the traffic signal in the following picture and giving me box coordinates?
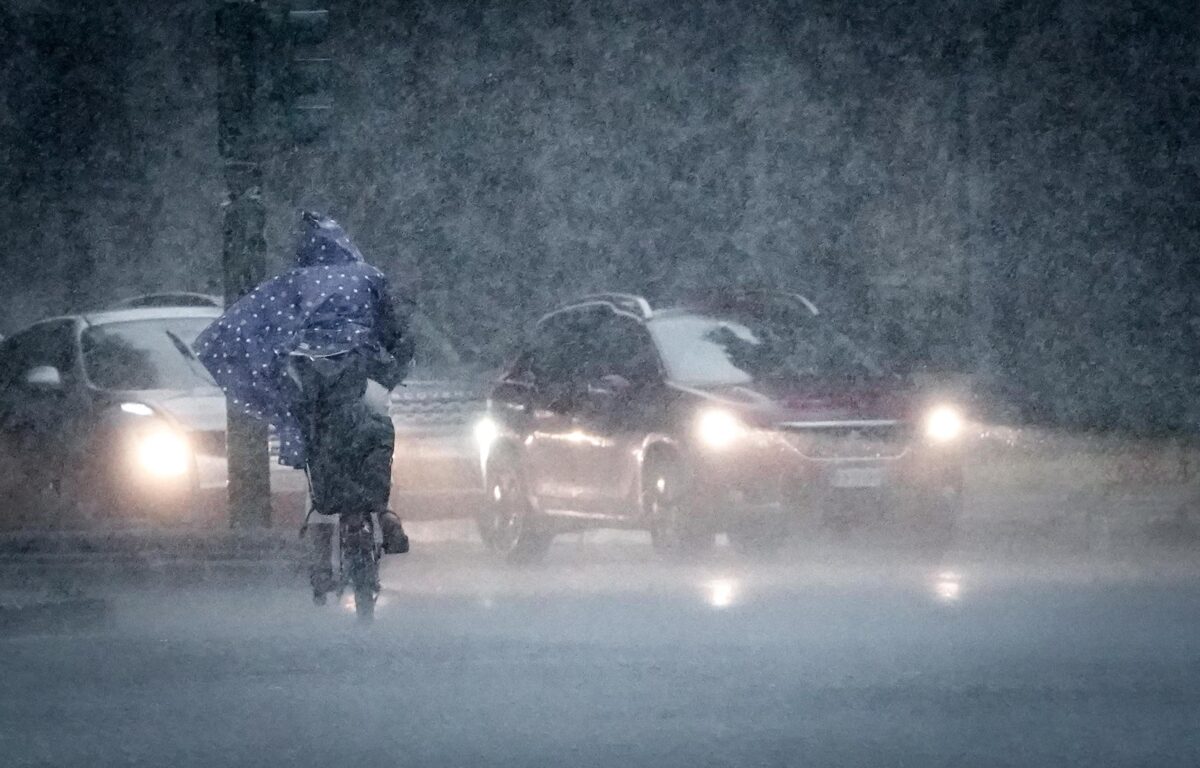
[278,7,331,144]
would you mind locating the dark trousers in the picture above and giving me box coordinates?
[294,354,394,591]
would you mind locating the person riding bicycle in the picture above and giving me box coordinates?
[196,211,413,601]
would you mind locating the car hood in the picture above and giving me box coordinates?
[121,388,229,433]
[670,378,916,425]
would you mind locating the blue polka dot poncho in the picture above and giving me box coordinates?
[195,213,409,467]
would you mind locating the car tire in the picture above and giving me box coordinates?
[644,452,714,558]
[480,452,552,564]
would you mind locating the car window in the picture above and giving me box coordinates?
[587,314,660,384]
[0,321,79,390]
[525,307,606,385]
[649,311,883,386]
[82,317,216,391]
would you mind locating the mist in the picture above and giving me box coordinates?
[2,0,1196,431]
[2,3,1199,767]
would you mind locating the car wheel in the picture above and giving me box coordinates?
[480,453,552,564]
[644,453,714,558]
[728,512,790,557]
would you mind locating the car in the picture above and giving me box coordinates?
[102,292,493,522]
[476,291,967,561]
[0,296,491,529]
[0,305,307,526]
[386,311,492,520]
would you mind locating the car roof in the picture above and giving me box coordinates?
[3,306,220,338]
[643,307,698,321]
[539,291,820,328]
[80,306,221,326]
[109,292,223,309]
[671,291,820,318]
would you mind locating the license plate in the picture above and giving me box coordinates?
[830,466,885,488]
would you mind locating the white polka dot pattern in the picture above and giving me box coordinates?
[192,214,396,468]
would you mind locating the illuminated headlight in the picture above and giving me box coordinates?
[135,428,191,478]
[696,409,747,450]
[120,402,155,417]
[473,416,499,451]
[924,405,964,443]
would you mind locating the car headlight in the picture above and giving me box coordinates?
[924,405,964,443]
[135,427,191,478]
[696,409,747,450]
[119,402,155,417]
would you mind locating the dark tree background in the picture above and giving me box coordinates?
[1,0,1197,432]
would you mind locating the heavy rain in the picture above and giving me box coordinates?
[1,1,1198,766]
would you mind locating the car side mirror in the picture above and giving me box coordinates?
[24,366,63,389]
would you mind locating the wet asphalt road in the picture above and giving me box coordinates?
[3,539,1200,767]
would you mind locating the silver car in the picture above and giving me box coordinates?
[0,304,306,526]
[0,298,490,528]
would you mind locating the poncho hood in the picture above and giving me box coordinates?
[295,211,364,267]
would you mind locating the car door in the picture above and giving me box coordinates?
[569,311,663,517]
[0,320,88,491]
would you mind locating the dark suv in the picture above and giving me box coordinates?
[477,292,966,561]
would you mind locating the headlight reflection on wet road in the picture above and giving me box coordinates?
[933,570,963,603]
[705,577,739,609]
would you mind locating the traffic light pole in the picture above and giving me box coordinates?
[217,0,272,529]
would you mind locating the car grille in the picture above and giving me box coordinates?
[779,420,912,460]
[389,380,487,427]
[189,380,488,459]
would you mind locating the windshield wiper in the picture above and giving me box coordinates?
[165,330,197,360]
[165,330,215,386]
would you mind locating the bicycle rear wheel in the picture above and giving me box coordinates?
[341,514,380,623]
[353,566,377,622]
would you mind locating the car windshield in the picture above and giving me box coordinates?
[82,317,217,391]
[648,310,884,386]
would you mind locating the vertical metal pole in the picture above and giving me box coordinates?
[955,31,993,384]
[966,32,995,388]
[953,31,986,376]
[217,0,271,528]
